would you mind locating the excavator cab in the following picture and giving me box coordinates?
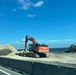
[28,43,49,53]
[32,44,49,53]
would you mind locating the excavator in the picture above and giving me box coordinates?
[23,35,49,57]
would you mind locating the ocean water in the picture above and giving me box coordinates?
[50,48,68,52]
[18,48,68,52]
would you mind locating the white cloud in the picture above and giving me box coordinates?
[15,41,20,44]
[14,39,76,44]
[11,8,17,12]
[10,38,76,49]
[63,39,74,41]
[37,40,44,42]
[17,0,33,10]
[17,0,44,10]
[27,14,37,17]
[46,39,76,43]
[33,1,44,7]
[47,40,59,42]
[21,39,25,42]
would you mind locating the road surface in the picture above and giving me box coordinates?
[0,66,23,75]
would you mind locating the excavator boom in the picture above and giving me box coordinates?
[25,35,37,51]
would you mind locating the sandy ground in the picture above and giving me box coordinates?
[0,44,76,66]
[0,52,76,65]
[0,44,18,55]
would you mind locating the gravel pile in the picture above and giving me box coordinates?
[0,44,18,56]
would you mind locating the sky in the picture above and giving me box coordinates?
[0,0,76,49]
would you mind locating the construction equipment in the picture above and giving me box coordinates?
[23,35,49,57]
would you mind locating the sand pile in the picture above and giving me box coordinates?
[0,44,18,56]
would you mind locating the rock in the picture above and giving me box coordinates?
[65,44,76,52]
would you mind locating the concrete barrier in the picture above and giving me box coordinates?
[0,57,76,75]
[32,62,76,75]
[0,57,33,75]
[9,59,33,75]
[0,57,10,66]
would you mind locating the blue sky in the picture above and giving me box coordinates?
[0,0,76,49]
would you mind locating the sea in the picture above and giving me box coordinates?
[18,48,68,52]
[50,48,68,52]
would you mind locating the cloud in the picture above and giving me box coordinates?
[46,39,76,48]
[37,40,44,42]
[11,38,76,49]
[47,40,59,42]
[15,41,20,44]
[27,14,37,17]
[20,39,76,43]
[63,39,74,41]
[17,0,44,10]
[11,8,17,12]
[21,39,25,42]
[33,1,44,7]
[17,0,33,10]
[46,39,76,43]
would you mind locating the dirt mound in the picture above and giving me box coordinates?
[0,44,18,56]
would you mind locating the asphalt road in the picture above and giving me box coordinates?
[0,66,23,75]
